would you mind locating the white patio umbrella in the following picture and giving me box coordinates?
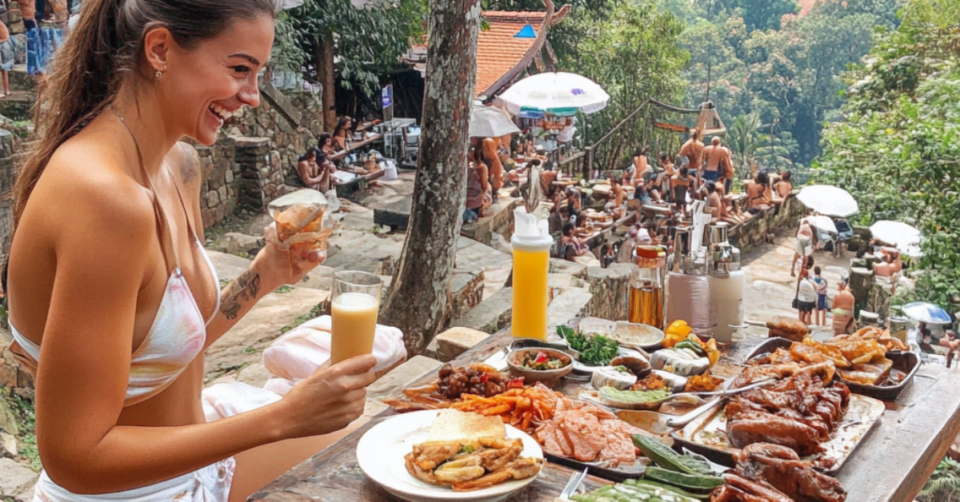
[870,220,922,257]
[797,185,859,218]
[496,72,609,115]
[469,106,521,138]
[806,215,838,234]
[902,302,952,324]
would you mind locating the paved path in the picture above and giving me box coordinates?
[740,231,850,338]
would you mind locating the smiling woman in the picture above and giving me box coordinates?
[3,0,379,501]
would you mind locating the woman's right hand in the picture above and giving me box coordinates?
[278,354,378,438]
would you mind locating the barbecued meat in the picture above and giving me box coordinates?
[733,443,847,502]
[715,473,794,502]
[726,373,848,454]
[727,413,825,455]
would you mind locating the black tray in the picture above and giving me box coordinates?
[544,452,649,482]
[745,337,920,401]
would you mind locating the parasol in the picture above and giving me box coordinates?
[796,185,859,218]
[902,302,953,324]
[496,72,609,116]
[806,215,837,234]
[870,220,922,257]
[469,106,521,138]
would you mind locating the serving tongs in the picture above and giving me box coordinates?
[615,379,776,434]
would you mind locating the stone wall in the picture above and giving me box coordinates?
[199,82,325,227]
[729,193,805,253]
[0,129,21,267]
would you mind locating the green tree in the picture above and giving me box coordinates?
[285,0,426,127]
[815,0,960,308]
[572,0,689,170]
[716,0,799,31]
[726,112,761,177]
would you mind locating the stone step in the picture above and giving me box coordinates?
[205,249,253,283]
[547,287,593,332]
[0,457,38,502]
[449,286,513,334]
[435,326,490,361]
[8,66,33,93]
[204,286,330,382]
[0,91,36,122]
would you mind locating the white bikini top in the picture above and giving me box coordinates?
[9,113,220,407]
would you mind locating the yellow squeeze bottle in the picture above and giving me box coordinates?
[511,208,554,340]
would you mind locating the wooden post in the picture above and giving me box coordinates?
[379,0,481,355]
[583,146,593,179]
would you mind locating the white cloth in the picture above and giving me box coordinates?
[798,278,818,303]
[201,382,282,423]
[261,316,406,396]
[31,458,234,502]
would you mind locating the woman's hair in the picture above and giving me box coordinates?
[781,171,792,182]
[806,255,814,268]
[319,132,332,148]
[640,146,650,155]
[315,151,328,165]
[333,117,351,136]
[299,149,316,162]
[633,148,643,158]
[562,222,574,236]
[13,0,274,226]
[660,152,669,161]
[757,171,770,186]
[706,181,716,193]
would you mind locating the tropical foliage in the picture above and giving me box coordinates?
[814,0,960,308]
[919,456,960,502]
[282,0,426,97]
[671,0,902,166]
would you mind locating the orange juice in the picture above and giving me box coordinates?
[330,292,379,363]
[511,248,549,340]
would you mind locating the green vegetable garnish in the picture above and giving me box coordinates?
[459,444,474,454]
[615,365,629,373]
[599,387,671,403]
[557,327,620,366]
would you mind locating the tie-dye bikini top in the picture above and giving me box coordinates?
[9,138,219,407]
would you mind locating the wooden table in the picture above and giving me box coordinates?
[250,329,960,502]
[328,133,384,161]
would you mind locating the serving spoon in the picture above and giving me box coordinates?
[615,379,776,434]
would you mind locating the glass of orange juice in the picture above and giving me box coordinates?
[330,271,382,364]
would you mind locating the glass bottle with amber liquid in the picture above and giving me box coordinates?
[629,245,666,328]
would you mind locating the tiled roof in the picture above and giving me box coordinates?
[404,11,546,98]
[475,11,544,97]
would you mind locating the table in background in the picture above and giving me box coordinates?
[250,329,960,502]
[328,133,384,162]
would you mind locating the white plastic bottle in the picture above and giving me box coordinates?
[709,269,745,343]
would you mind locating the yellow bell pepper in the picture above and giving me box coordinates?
[663,320,693,348]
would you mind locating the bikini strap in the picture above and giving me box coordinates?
[166,167,198,240]
[110,106,182,275]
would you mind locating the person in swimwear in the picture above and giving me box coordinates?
[4,2,377,501]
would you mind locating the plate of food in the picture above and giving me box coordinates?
[556,325,648,373]
[507,348,574,383]
[357,409,544,502]
[671,369,885,473]
[746,331,919,401]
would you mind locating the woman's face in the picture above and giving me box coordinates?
[163,15,275,146]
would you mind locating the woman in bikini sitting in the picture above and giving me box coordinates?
[4,2,376,501]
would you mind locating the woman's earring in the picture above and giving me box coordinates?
[155,70,163,81]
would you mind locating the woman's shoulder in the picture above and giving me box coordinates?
[31,140,159,241]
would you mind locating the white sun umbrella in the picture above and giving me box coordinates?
[797,185,859,218]
[497,72,610,116]
[870,220,922,257]
[806,215,838,234]
[469,106,521,138]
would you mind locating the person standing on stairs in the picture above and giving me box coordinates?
[0,19,12,97]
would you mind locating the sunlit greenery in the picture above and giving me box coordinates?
[814,0,960,308]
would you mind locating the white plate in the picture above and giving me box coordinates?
[357,410,544,502]
[571,346,645,373]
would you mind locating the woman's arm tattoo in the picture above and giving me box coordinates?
[220,269,261,320]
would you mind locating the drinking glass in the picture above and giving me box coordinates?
[330,271,382,364]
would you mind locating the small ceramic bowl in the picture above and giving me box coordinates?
[507,348,574,383]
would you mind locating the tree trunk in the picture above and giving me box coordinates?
[379,0,481,355]
[316,28,336,132]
